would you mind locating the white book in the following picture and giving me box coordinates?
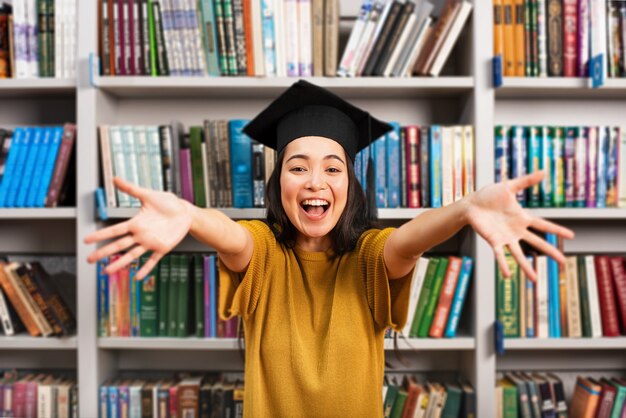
[462,125,474,195]
[284,0,300,76]
[188,0,207,75]
[121,125,141,207]
[298,0,312,76]
[109,126,130,208]
[350,0,389,77]
[160,0,179,75]
[590,0,608,81]
[12,0,29,78]
[536,256,549,338]
[273,0,287,76]
[129,383,143,418]
[441,126,454,206]
[146,126,165,192]
[337,0,374,76]
[400,16,432,77]
[173,0,193,75]
[402,257,429,337]
[201,141,210,208]
[37,380,54,418]
[382,8,416,77]
[55,0,64,77]
[0,287,15,336]
[65,0,77,78]
[428,1,472,76]
[133,126,152,191]
[536,0,548,76]
[452,126,463,202]
[619,127,626,208]
[565,256,582,338]
[25,0,38,77]
[56,380,72,418]
[584,255,603,337]
[98,126,117,208]
[252,0,266,75]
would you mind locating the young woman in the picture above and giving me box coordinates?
[85,81,574,417]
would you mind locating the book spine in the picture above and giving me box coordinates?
[231,0,247,75]
[386,122,401,208]
[608,256,626,332]
[229,119,252,208]
[605,126,619,206]
[429,256,462,338]
[511,126,527,205]
[574,126,587,207]
[495,125,509,183]
[418,258,449,337]
[200,0,220,76]
[587,126,598,207]
[577,0,590,76]
[497,254,520,337]
[527,126,541,206]
[430,125,442,208]
[146,126,164,191]
[406,125,420,208]
[552,126,565,207]
[252,141,265,208]
[584,255,603,337]
[176,254,189,337]
[596,126,608,207]
[17,127,43,207]
[564,127,576,207]
[5,127,32,207]
[45,123,76,208]
[452,126,464,202]
[298,0,312,76]
[284,0,299,76]
[419,126,430,208]
[374,135,386,208]
[222,0,238,75]
[594,256,620,336]
[541,126,553,207]
[261,0,276,76]
[336,0,373,76]
[562,0,578,76]
[444,257,473,338]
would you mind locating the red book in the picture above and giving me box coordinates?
[168,385,178,418]
[596,378,617,418]
[401,376,422,418]
[594,256,621,337]
[116,0,126,75]
[562,0,578,76]
[405,125,420,208]
[12,377,28,418]
[429,256,462,338]
[609,256,626,333]
[45,123,76,207]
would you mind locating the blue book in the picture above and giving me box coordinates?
[373,136,387,207]
[444,256,474,338]
[511,126,527,206]
[261,0,277,76]
[36,126,63,207]
[97,260,110,337]
[525,256,535,338]
[361,146,370,190]
[430,125,442,208]
[129,261,140,337]
[564,127,576,208]
[354,150,363,189]
[199,0,221,76]
[526,126,542,207]
[209,254,217,338]
[229,119,253,208]
[25,127,53,207]
[0,128,25,207]
[386,122,401,208]
[99,385,109,418]
[596,126,609,208]
[540,126,553,207]
[107,386,119,418]
[5,127,34,207]
[546,233,561,338]
[15,127,43,207]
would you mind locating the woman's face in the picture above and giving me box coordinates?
[280,136,349,246]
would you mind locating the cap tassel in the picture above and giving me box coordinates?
[365,115,378,222]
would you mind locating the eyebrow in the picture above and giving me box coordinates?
[286,154,345,165]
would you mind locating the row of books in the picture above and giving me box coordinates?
[98,121,276,209]
[493,0,626,79]
[0,370,77,418]
[100,373,244,418]
[497,249,626,339]
[495,125,626,208]
[0,124,76,208]
[0,260,76,337]
[97,253,238,339]
[0,0,77,78]
[570,375,626,418]
[383,375,474,418]
[357,124,475,209]
[339,0,473,78]
[98,0,341,77]
[402,256,473,339]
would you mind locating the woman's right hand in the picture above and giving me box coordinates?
[84,177,193,280]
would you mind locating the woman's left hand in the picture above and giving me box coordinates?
[466,170,575,281]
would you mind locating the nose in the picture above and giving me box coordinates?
[305,172,327,191]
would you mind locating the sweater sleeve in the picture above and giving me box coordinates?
[358,228,414,332]
[218,220,275,321]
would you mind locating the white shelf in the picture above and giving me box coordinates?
[106,207,267,220]
[496,77,626,99]
[0,78,76,96]
[94,76,475,99]
[99,337,475,351]
[527,208,626,220]
[0,335,78,350]
[504,337,626,350]
[0,208,77,219]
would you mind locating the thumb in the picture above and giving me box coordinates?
[113,177,147,201]
[508,170,545,193]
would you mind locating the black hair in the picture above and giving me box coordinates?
[264,148,378,254]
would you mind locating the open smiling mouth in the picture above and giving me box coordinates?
[300,199,330,216]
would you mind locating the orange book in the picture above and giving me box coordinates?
[569,377,602,418]
[243,0,255,76]
[0,262,41,336]
[558,236,568,336]
[429,256,462,338]
[118,264,130,337]
[502,0,515,75]
[513,0,525,76]
[493,0,504,57]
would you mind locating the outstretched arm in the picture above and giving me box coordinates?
[383,171,575,280]
[85,177,253,279]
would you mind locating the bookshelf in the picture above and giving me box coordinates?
[0,0,621,416]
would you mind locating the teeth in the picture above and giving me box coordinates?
[302,199,329,207]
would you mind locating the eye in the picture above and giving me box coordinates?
[289,166,306,172]
[326,167,341,173]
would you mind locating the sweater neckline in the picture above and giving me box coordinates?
[293,245,336,261]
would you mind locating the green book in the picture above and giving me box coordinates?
[193,254,205,337]
[139,262,158,337]
[417,257,449,337]
[168,254,180,336]
[409,258,440,338]
[441,383,462,418]
[610,378,626,418]
[383,380,399,418]
[551,126,565,207]
[177,254,191,337]
[498,379,518,418]
[577,255,592,337]
[496,254,520,338]
[129,259,140,337]
[189,126,207,207]
[389,390,407,418]
[146,0,158,76]
[157,255,171,336]
[527,126,542,207]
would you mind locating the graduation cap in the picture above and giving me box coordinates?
[243,79,393,162]
[243,79,393,221]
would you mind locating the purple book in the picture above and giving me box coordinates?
[586,127,598,207]
[204,255,211,338]
[564,128,576,207]
[12,380,27,418]
[577,0,590,76]
[179,148,194,203]
[225,316,238,338]
[116,0,126,75]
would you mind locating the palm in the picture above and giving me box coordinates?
[466,171,574,281]
[85,177,192,279]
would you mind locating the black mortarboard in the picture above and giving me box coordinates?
[242,80,393,162]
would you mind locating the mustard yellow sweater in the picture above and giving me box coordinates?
[219,220,413,418]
